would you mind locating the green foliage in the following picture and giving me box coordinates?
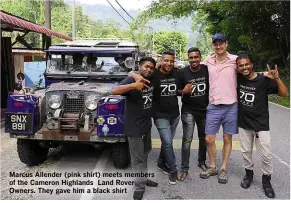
[1,0,45,46]
[142,0,290,69]
[1,0,190,59]
[140,0,290,107]
[153,31,188,59]
[269,95,290,108]
[0,0,138,46]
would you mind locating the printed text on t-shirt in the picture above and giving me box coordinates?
[239,85,255,107]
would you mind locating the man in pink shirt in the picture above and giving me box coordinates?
[200,33,238,184]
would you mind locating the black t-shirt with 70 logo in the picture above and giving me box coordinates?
[120,76,154,137]
[152,68,179,119]
[237,73,278,131]
[178,65,209,115]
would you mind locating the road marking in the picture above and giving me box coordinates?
[80,148,110,200]
[151,139,254,151]
[153,138,291,167]
[272,152,290,168]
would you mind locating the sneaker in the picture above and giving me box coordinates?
[133,190,144,200]
[200,166,218,179]
[146,179,158,187]
[218,169,228,184]
[169,172,177,185]
[157,163,170,175]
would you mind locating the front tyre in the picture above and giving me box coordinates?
[111,143,130,169]
[17,139,48,166]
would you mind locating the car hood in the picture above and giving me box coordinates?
[46,82,115,95]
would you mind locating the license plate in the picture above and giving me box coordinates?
[6,113,33,132]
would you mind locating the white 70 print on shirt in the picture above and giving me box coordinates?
[239,90,255,107]
[142,94,153,109]
[161,83,177,96]
[190,82,206,97]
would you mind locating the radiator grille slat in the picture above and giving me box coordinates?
[63,94,84,113]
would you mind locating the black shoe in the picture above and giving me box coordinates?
[133,190,144,200]
[157,163,170,175]
[262,175,275,198]
[240,169,253,189]
[146,179,158,187]
[169,172,177,185]
[198,161,208,171]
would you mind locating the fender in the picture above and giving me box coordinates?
[96,95,125,136]
[5,93,39,135]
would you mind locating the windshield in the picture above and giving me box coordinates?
[46,53,132,74]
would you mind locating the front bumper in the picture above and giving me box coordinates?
[10,126,127,143]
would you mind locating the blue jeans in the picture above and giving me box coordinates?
[154,116,179,173]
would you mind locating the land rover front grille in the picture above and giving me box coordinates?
[63,94,85,113]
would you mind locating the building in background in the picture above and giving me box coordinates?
[0,10,72,121]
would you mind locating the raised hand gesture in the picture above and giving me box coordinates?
[265,64,279,80]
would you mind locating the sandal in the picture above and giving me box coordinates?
[198,162,208,171]
[177,171,188,181]
[218,169,228,184]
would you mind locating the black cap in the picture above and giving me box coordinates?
[212,33,227,43]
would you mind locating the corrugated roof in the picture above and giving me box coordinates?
[0,10,72,41]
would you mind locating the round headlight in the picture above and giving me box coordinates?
[85,95,98,110]
[124,57,135,69]
[85,99,97,110]
[48,95,61,109]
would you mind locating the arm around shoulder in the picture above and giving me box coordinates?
[128,71,143,81]
[111,83,136,95]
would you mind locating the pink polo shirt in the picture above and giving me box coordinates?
[202,53,238,105]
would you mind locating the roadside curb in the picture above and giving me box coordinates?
[269,101,290,110]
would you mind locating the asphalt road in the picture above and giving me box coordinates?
[0,102,290,200]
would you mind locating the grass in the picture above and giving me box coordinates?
[268,95,290,108]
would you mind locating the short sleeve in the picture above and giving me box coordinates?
[119,77,135,96]
[119,76,135,85]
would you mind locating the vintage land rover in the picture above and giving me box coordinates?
[5,39,140,168]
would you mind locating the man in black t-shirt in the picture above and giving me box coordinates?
[236,55,288,198]
[152,51,180,185]
[111,57,157,200]
[129,51,180,185]
[177,47,209,181]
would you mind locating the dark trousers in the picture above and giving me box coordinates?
[181,111,207,172]
[127,130,152,191]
